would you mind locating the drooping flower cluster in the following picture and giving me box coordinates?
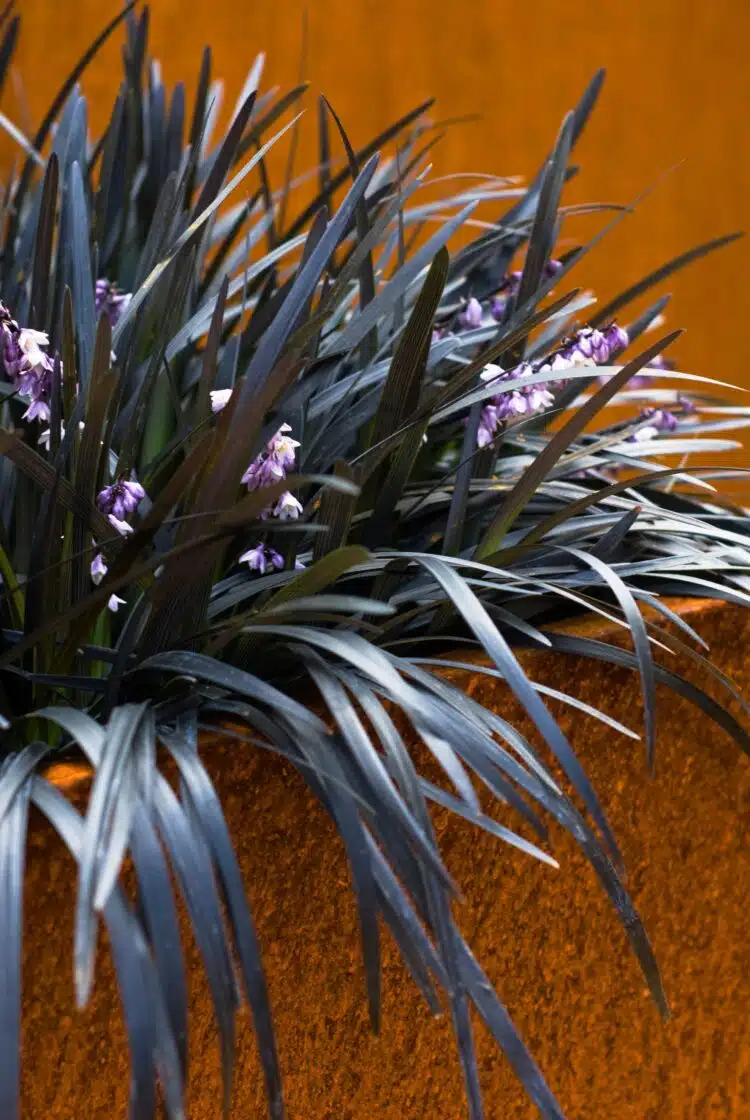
[1,283,132,437]
[560,322,629,366]
[568,398,694,482]
[237,543,286,574]
[241,424,303,520]
[457,260,563,332]
[454,270,686,473]
[90,475,147,611]
[1,302,56,423]
[97,477,147,530]
[209,392,305,572]
[95,279,131,328]
[237,421,304,573]
[473,322,628,451]
[477,361,556,448]
[629,398,694,443]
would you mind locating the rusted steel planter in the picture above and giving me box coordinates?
[22,600,750,1118]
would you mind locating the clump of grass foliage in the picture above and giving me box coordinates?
[0,3,748,1117]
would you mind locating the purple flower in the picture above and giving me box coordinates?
[490,295,507,322]
[239,544,270,573]
[488,272,521,322]
[645,406,679,432]
[108,514,134,536]
[495,389,533,422]
[536,352,575,388]
[273,491,303,520]
[95,280,131,328]
[476,403,499,448]
[1,305,58,423]
[562,327,605,364]
[474,361,554,447]
[603,322,629,356]
[239,544,286,574]
[22,396,51,423]
[629,403,690,442]
[561,322,629,367]
[4,315,54,403]
[17,342,54,425]
[480,363,504,385]
[97,477,146,520]
[90,550,124,612]
[560,331,596,366]
[90,552,108,585]
[1,304,24,380]
[18,327,52,354]
[241,455,286,490]
[498,270,522,296]
[267,423,300,471]
[458,297,483,330]
[210,388,233,413]
[22,333,53,378]
[1,306,52,382]
[526,384,555,411]
[238,423,303,523]
[16,356,52,401]
[242,424,299,491]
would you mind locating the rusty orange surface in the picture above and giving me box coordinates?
[3,2,749,496]
[22,599,750,1117]
[3,0,749,393]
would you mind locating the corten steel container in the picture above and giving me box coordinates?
[5,0,750,420]
[21,600,750,1118]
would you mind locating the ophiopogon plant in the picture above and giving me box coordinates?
[0,4,748,1118]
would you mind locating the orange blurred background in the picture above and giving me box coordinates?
[3,0,749,396]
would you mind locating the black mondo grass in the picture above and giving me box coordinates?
[0,5,748,1119]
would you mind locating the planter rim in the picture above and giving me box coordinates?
[40,595,725,793]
